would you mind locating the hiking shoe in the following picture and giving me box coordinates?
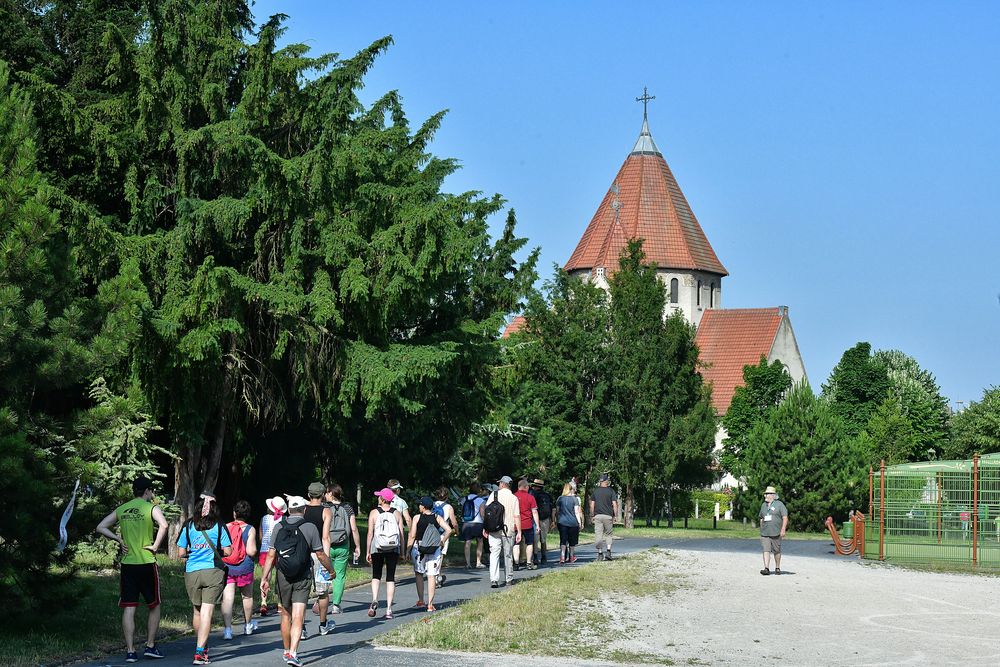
[526,563,538,570]
[319,620,335,636]
[367,601,378,618]
[126,652,138,663]
[604,553,614,562]
[570,555,578,563]
[143,645,165,659]
[331,604,342,614]
[597,552,604,561]
[300,625,308,640]
[222,626,233,641]
[192,650,210,665]
[245,620,257,636]
[436,574,447,586]
[490,581,499,588]
[760,568,771,575]
[285,653,302,667]
[475,563,486,569]
[774,568,782,575]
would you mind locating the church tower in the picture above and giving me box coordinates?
[564,89,727,327]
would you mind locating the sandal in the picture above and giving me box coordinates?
[367,601,378,617]
[426,604,437,612]
[415,600,426,608]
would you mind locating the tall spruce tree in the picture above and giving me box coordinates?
[721,356,792,478]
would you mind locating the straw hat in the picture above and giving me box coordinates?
[764,486,778,496]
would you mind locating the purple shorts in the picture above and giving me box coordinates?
[227,571,254,588]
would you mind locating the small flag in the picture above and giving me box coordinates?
[57,479,81,553]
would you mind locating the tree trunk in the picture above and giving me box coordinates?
[646,489,655,527]
[667,486,674,528]
[624,483,635,529]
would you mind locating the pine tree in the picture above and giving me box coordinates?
[721,356,792,478]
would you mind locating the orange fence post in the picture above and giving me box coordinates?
[879,459,886,561]
[973,454,979,567]
[937,471,942,544]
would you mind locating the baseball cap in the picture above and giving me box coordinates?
[599,473,610,482]
[286,495,308,510]
[498,475,513,484]
[419,496,434,510]
[132,476,155,496]
[388,479,403,490]
[307,482,325,497]
[374,487,396,502]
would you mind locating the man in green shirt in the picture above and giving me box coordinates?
[96,477,169,662]
[758,485,788,576]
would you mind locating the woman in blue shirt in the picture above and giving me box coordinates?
[177,495,232,665]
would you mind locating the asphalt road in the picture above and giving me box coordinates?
[80,535,838,667]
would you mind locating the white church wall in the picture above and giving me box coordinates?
[657,269,723,327]
[768,309,808,386]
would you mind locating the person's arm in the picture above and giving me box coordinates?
[95,511,124,551]
[398,512,408,559]
[315,548,334,573]
[513,497,522,543]
[437,515,453,543]
[349,513,361,560]
[406,514,418,550]
[531,507,540,531]
[260,549,276,595]
[589,498,595,520]
[245,526,258,558]
[150,506,168,553]
[447,505,458,532]
[780,508,788,537]
[321,507,332,554]
[575,500,584,527]
[612,495,620,520]
[402,506,412,528]
[365,509,376,564]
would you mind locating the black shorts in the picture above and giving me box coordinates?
[558,524,580,547]
[461,523,484,541]
[371,552,399,583]
[120,563,160,608]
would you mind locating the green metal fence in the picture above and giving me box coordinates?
[866,453,1000,567]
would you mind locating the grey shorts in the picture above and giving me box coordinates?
[185,568,225,607]
[761,536,782,554]
[276,569,312,610]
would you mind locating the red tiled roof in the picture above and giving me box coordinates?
[695,308,783,414]
[565,134,727,277]
[501,314,527,338]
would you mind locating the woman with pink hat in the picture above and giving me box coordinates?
[257,496,286,616]
[365,488,405,619]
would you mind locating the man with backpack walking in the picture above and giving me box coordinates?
[407,496,454,612]
[483,475,521,588]
[323,483,361,614]
[530,479,554,564]
[95,476,168,663]
[260,495,334,667]
[460,482,487,568]
[303,482,334,636]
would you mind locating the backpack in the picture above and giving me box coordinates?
[372,508,400,553]
[418,515,442,555]
[223,522,253,574]
[483,491,506,534]
[462,495,478,522]
[432,501,448,534]
[535,492,553,519]
[329,503,349,546]
[273,518,312,581]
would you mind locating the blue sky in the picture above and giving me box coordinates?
[253,1,999,406]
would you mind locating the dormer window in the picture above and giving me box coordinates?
[670,278,679,304]
[595,267,606,279]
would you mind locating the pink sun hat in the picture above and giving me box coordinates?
[266,496,286,514]
[374,487,396,502]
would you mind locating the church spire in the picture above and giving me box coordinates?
[631,86,660,155]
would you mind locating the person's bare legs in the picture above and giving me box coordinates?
[762,551,772,570]
[145,605,161,648]
[240,589,254,627]
[221,582,236,630]
[414,572,425,604]
[317,593,329,626]
[289,603,306,655]
[426,569,437,608]
[196,603,214,649]
[370,577,381,604]
[464,540,472,567]
[278,604,291,651]
[122,607,137,652]
[774,551,782,570]
[385,581,395,609]
[476,537,484,566]
[525,543,534,565]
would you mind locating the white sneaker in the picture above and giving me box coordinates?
[300,626,308,640]
[222,626,233,640]
[244,620,257,636]
[331,604,342,614]
[319,620,335,636]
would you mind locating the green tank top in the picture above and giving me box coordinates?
[116,497,155,565]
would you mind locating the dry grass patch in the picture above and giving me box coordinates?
[377,549,679,664]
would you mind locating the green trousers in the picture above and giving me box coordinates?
[330,544,350,605]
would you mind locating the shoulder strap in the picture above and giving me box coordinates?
[199,526,225,562]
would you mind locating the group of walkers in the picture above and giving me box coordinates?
[97,472,621,665]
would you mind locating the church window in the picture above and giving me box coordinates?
[670,278,679,303]
[697,280,702,306]
[710,282,716,307]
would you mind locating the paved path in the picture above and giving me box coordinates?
[82,536,838,666]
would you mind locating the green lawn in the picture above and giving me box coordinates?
[377,549,678,664]
[581,517,829,541]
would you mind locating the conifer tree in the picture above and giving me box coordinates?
[721,357,792,478]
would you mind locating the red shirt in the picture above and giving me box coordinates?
[514,490,537,530]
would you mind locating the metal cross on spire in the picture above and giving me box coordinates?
[636,86,655,120]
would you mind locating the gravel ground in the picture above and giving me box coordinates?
[607,543,1000,666]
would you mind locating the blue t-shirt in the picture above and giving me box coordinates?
[556,495,580,527]
[177,522,232,572]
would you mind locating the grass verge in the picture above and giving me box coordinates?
[0,556,372,667]
[377,549,677,664]
[580,518,828,541]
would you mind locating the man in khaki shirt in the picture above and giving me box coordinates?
[484,475,521,587]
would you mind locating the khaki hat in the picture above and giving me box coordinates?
[764,486,778,495]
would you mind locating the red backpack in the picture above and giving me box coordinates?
[223,520,249,566]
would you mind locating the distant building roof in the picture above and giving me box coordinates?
[695,308,784,414]
[564,119,728,277]
[501,314,527,338]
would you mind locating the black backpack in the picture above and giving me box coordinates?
[273,518,312,581]
[535,491,553,519]
[483,491,506,534]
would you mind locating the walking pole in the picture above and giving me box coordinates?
[879,459,886,561]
